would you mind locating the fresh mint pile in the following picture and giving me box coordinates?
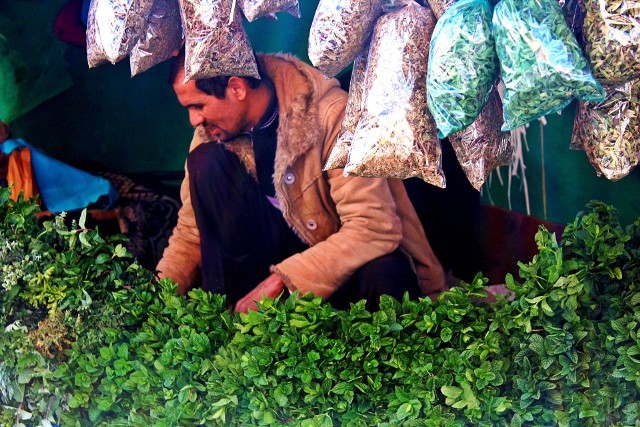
[1,186,639,426]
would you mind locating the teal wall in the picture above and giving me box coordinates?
[481,101,640,226]
[2,0,638,225]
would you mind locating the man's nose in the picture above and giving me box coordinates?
[189,111,205,128]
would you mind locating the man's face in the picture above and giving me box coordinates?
[173,70,248,143]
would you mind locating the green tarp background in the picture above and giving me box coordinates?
[1,0,638,226]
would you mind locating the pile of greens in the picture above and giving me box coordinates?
[1,186,639,426]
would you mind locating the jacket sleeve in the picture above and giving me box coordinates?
[272,90,405,298]
[156,129,207,294]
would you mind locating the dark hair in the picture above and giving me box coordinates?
[170,48,262,99]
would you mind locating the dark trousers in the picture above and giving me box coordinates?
[187,143,420,311]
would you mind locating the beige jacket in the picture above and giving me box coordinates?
[157,54,447,299]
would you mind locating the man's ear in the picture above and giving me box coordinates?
[227,76,248,101]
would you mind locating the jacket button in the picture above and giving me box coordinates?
[284,172,296,185]
[305,219,318,230]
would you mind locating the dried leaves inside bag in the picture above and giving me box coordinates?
[324,42,369,170]
[448,88,512,191]
[130,0,183,77]
[426,0,498,139]
[239,0,299,22]
[86,0,155,68]
[493,0,605,131]
[344,2,445,187]
[308,0,382,78]
[425,0,457,19]
[571,79,640,180]
[582,0,640,85]
[179,0,258,81]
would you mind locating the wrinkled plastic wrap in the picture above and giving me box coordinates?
[324,42,369,170]
[344,2,445,187]
[308,0,383,78]
[427,0,498,138]
[448,88,513,190]
[571,79,640,180]
[582,0,640,85]
[130,0,183,76]
[86,0,155,67]
[239,0,300,22]
[493,0,606,131]
[178,0,258,81]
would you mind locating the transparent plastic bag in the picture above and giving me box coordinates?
[239,0,300,22]
[308,0,382,78]
[571,79,640,180]
[130,0,183,76]
[582,0,640,85]
[86,0,155,67]
[179,0,258,81]
[493,0,606,131]
[344,2,445,187]
[426,0,498,138]
[324,42,370,171]
[448,88,513,190]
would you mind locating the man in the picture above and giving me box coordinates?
[157,51,446,312]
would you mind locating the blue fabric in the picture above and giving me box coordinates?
[1,138,119,212]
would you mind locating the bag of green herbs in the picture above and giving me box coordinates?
[426,0,498,139]
[308,0,382,78]
[448,88,512,190]
[324,40,370,170]
[130,0,183,77]
[239,0,299,22]
[582,0,640,85]
[492,0,605,131]
[178,0,258,81]
[86,0,155,68]
[344,1,444,187]
[571,78,640,180]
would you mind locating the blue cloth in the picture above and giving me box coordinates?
[1,138,119,212]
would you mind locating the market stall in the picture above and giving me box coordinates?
[1,0,639,425]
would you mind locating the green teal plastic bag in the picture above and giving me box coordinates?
[426,0,498,139]
[493,0,606,131]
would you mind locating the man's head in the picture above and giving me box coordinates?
[170,50,268,143]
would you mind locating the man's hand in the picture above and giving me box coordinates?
[235,272,286,313]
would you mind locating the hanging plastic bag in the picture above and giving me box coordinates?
[308,0,383,78]
[447,88,512,190]
[493,0,606,131]
[86,0,155,67]
[179,0,258,81]
[344,2,445,187]
[130,0,183,77]
[324,42,369,170]
[239,0,299,22]
[426,0,498,139]
[582,0,640,85]
[571,79,640,180]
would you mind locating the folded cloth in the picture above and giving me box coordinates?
[0,138,119,212]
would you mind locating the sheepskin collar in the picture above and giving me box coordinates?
[258,54,339,181]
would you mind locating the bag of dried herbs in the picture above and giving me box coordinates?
[308,0,383,78]
[239,0,299,22]
[582,0,640,85]
[324,41,369,170]
[492,0,606,131]
[571,78,640,180]
[426,0,498,139]
[344,1,445,187]
[448,88,512,191]
[425,0,456,18]
[130,0,183,77]
[178,0,258,81]
[86,0,155,68]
